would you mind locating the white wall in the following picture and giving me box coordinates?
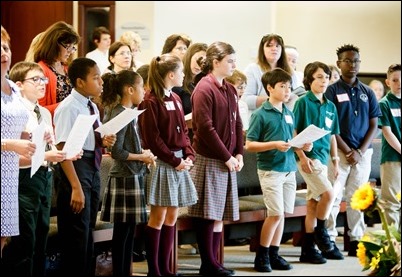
[274,1,401,73]
[115,1,155,66]
[153,1,273,70]
[85,1,401,74]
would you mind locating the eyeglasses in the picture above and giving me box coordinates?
[115,51,132,56]
[23,76,49,85]
[340,59,361,66]
[59,42,77,53]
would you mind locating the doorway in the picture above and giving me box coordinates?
[78,1,115,57]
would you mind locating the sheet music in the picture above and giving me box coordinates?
[30,121,46,177]
[62,114,97,159]
[184,112,192,121]
[289,124,330,148]
[95,108,145,137]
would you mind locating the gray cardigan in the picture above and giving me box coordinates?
[104,104,147,177]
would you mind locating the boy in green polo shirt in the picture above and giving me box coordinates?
[293,62,343,264]
[246,68,312,272]
[378,63,401,230]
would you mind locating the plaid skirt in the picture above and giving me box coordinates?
[100,174,147,224]
[188,154,239,221]
[146,158,198,207]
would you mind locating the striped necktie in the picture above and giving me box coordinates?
[88,100,103,170]
[34,104,52,168]
[34,104,42,123]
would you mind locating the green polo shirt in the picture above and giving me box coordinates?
[378,91,401,163]
[293,91,340,165]
[247,101,297,172]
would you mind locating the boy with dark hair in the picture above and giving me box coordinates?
[293,61,342,264]
[85,26,111,74]
[325,44,382,257]
[246,68,312,272]
[53,58,116,275]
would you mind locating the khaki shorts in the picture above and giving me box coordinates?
[257,169,296,216]
[297,159,332,201]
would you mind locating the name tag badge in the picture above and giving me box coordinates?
[285,115,293,124]
[336,93,350,102]
[176,101,182,111]
[165,101,176,111]
[391,108,401,117]
[325,117,333,129]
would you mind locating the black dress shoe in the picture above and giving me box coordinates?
[270,255,293,270]
[219,266,235,276]
[348,240,359,257]
[132,250,146,262]
[199,265,233,276]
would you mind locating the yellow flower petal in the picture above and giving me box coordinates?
[351,183,375,211]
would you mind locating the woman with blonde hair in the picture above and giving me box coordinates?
[25,32,43,62]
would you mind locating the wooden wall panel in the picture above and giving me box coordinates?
[1,1,73,68]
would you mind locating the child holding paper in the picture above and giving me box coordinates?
[53,58,116,276]
[3,61,68,276]
[246,68,312,272]
[100,70,156,276]
[293,62,342,264]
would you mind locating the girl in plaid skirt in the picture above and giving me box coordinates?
[101,70,156,276]
[138,54,198,276]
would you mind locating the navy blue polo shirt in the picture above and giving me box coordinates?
[325,77,381,149]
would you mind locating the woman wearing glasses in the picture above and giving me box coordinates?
[161,33,192,61]
[97,41,134,121]
[32,21,80,117]
[103,41,133,75]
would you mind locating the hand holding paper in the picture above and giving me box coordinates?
[289,124,330,148]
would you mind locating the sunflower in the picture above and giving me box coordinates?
[351,182,376,212]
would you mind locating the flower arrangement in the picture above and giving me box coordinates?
[351,182,401,276]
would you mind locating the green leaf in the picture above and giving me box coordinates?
[362,241,382,252]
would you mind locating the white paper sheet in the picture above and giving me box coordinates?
[184,112,192,121]
[95,108,145,137]
[62,114,97,159]
[30,121,46,177]
[289,124,330,148]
